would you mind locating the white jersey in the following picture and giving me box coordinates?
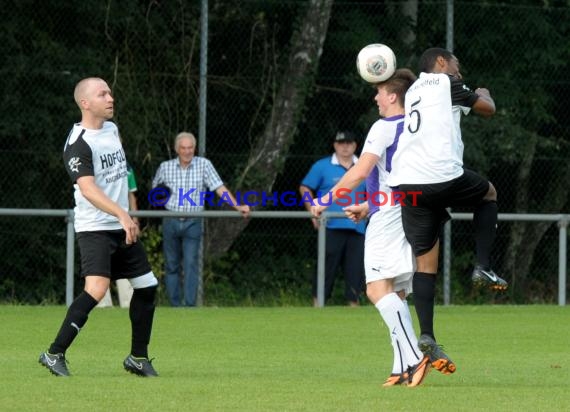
[387,72,480,185]
[63,121,129,232]
[361,114,415,290]
[362,114,404,216]
[364,205,414,293]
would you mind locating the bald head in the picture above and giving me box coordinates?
[72,77,114,127]
[74,77,107,108]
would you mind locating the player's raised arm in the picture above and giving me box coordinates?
[472,87,496,117]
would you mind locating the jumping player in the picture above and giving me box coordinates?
[312,68,430,387]
[387,48,508,375]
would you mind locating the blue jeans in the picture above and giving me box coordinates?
[162,217,203,306]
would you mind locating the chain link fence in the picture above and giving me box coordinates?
[1,0,569,304]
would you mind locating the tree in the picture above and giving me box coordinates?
[204,0,334,258]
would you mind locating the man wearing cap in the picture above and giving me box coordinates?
[299,131,366,306]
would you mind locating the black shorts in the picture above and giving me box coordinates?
[76,230,152,279]
[399,169,490,256]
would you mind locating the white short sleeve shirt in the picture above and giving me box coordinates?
[387,73,479,185]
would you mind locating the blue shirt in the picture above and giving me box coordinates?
[301,154,367,234]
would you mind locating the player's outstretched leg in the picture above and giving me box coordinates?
[125,282,158,377]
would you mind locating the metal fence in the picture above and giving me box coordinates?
[1,1,569,304]
[442,213,569,306]
[1,208,568,306]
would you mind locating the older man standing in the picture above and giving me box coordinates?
[152,132,249,307]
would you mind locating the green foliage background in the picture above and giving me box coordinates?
[1,0,569,304]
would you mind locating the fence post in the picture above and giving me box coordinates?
[197,0,209,307]
[316,216,327,307]
[65,209,75,307]
[198,0,208,155]
[446,0,454,52]
[558,218,568,306]
[443,218,452,305]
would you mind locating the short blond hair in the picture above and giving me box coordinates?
[73,77,106,108]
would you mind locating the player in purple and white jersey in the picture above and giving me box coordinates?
[312,69,429,387]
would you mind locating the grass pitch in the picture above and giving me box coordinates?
[1,305,569,411]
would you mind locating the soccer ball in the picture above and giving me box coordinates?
[356,44,397,83]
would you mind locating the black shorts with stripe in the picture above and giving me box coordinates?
[399,169,490,256]
[76,229,152,279]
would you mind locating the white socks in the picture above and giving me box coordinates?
[375,292,422,374]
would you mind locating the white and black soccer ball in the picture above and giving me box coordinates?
[356,44,397,83]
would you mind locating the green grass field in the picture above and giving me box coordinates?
[2,305,569,411]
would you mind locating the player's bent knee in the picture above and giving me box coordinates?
[365,287,379,304]
[366,281,393,304]
[484,182,497,201]
[130,271,158,289]
[84,275,111,301]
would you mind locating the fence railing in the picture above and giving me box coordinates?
[1,209,568,306]
[443,213,569,306]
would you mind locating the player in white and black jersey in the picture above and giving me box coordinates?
[312,69,429,387]
[387,48,508,376]
[39,77,159,377]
